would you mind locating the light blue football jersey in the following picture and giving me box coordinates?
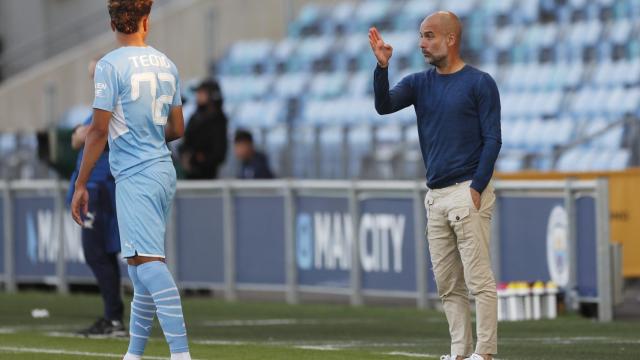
[92,46,181,181]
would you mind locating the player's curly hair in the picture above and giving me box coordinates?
[107,0,154,34]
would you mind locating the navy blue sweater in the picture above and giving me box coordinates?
[374,64,502,193]
[238,151,275,179]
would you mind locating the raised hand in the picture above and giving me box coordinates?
[368,27,393,68]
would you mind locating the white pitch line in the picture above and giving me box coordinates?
[200,318,371,327]
[385,353,506,360]
[499,336,640,345]
[294,345,340,351]
[385,352,436,358]
[0,346,203,360]
[45,331,130,340]
[202,319,301,326]
[193,339,249,346]
[0,324,76,332]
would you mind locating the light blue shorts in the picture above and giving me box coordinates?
[115,161,176,258]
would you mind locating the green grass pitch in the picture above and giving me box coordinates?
[0,292,638,359]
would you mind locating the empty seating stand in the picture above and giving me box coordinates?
[212,0,639,178]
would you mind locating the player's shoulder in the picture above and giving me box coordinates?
[99,47,128,65]
[398,69,428,84]
[147,46,167,57]
[465,65,499,95]
[95,48,132,75]
[465,65,496,83]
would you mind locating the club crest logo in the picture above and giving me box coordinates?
[546,206,569,288]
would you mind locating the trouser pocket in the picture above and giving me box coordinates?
[448,207,470,239]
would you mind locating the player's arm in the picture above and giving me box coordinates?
[165,106,184,142]
[470,73,502,197]
[71,109,110,225]
[72,59,117,225]
[71,125,88,150]
[165,68,184,142]
[369,27,413,115]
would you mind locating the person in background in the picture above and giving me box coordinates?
[179,78,228,179]
[67,57,125,338]
[234,129,274,179]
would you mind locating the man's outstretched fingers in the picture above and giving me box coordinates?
[372,27,383,42]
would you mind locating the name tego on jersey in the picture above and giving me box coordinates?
[92,47,182,181]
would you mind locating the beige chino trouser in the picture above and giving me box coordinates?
[425,180,498,356]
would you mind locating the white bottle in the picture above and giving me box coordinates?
[506,282,520,321]
[546,281,558,319]
[531,281,545,320]
[522,282,533,320]
[497,282,508,321]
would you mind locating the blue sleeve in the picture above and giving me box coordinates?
[470,73,502,193]
[373,65,414,115]
[172,67,182,107]
[65,168,79,207]
[92,60,119,112]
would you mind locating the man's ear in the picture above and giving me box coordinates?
[448,33,459,46]
[110,21,116,32]
[142,16,149,32]
[447,32,457,47]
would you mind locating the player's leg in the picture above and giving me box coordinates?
[426,190,473,359]
[87,237,125,335]
[123,264,156,360]
[78,186,125,336]
[132,163,190,359]
[116,177,156,358]
[451,184,498,358]
[103,251,124,325]
[102,179,126,326]
[136,261,189,358]
[96,184,125,330]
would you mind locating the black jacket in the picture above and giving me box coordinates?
[180,106,228,179]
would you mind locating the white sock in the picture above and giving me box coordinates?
[170,352,192,360]
[123,353,142,360]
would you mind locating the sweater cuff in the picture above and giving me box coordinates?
[470,180,487,194]
[375,63,389,71]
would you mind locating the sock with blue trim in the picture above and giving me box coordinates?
[137,261,190,356]
[126,265,156,357]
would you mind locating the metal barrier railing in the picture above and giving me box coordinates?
[0,178,616,321]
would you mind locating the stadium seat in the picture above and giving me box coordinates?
[211,0,637,176]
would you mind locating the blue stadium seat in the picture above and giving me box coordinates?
[609,149,631,169]
[308,72,348,99]
[274,73,310,98]
[291,125,317,178]
[353,0,392,30]
[212,0,637,176]
[319,125,345,178]
[496,150,526,173]
[263,124,288,176]
[397,0,437,30]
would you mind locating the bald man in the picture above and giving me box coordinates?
[370,12,501,360]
